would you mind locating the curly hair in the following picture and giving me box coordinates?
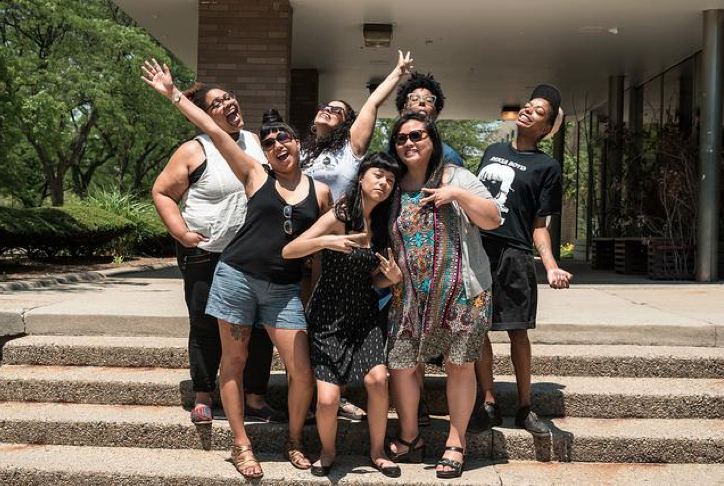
[394,72,445,115]
[301,100,357,166]
[334,152,405,251]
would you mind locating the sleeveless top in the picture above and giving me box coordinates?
[221,167,319,284]
[181,131,266,253]
[302,141,361,202]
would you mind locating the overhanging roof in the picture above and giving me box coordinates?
[114,0,723,120]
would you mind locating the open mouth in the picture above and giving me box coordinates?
[404,148,419,158]
[276,149,290,162]
[225,106,241,126]
[518,113,532,124]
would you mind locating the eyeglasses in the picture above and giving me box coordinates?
[394,129,429,146]
[406,93,437,106]
[283,205,293,235]
[261,130,295,151]
[317,104,346,118]
[207,91,235,112]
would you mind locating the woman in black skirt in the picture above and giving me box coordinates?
[282,152,404,477]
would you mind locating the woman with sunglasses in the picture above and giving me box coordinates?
[384,112,501,479]
[142,59,331,480]
[282,152,405,478]
[152,82,284,428]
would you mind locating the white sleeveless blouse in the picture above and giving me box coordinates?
[181,130,266,253]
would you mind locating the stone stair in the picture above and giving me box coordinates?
[1,335,724,484]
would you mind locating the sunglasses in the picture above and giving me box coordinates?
[317,104,346,118]
[394,129,429,146]
[406,93,437,106]
[261,131,295,151]
[283,205,293,235]
[207,91,235,112]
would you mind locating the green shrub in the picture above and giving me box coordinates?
[0,206,134,257]
[83,188,174,257]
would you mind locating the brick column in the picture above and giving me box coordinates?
[197,0,292,133]
[290,68,319,135]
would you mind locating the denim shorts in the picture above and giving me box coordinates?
[206,261,307,330]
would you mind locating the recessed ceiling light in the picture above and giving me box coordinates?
[608,27,619,35]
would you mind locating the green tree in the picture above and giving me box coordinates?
[0,0,194,206]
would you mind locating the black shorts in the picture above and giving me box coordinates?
[483,239,538,331]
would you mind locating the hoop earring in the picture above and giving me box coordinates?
[310,124,317,135]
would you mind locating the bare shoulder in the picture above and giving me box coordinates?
[169,139,205,171]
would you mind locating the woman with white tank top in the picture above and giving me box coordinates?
[152,83,283,428]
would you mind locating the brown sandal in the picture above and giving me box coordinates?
[232,444,263,479]
[284,438,311,470]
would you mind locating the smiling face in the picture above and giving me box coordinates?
[261,129,300,174]
[516,98,553,139]
[360,166,396,203]
[394,119,433,171]
[204,89,244,133]
[313,100,348,132]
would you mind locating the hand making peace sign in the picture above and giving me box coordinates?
[376,248,402,284]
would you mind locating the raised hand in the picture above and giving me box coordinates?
[420,186,461,207]
[396,50,414,76]
[141,58,175,99]
[376,248,402,284]
[547,268,572,289]
[325,233,368,254]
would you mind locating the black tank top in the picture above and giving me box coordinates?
[221,167,319,284]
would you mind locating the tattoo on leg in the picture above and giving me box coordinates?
[229,325,251,342]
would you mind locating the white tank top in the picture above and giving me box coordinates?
[181,130,266,253]
[302,141,361,201]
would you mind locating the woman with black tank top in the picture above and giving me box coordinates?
[143,59,332,480]
[151,82,283,429]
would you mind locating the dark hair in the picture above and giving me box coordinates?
[259,108,298,141]
[387,111,445,189]
[301,100,357,165]
[395,72,445,115]
[334,152,405,251]
[183,82,225,111]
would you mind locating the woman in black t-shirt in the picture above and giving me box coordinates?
[471,84,573,438]
[143,59,332,480]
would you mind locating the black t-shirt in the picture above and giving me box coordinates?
[476,142,562,252]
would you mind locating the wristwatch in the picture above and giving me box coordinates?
[172,91,182,105]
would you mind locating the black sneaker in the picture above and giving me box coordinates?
[244,403,287,423]
[417,398,432,427]
[514,406,549,437]
[468,401,502,433]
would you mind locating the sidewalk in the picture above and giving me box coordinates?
[1,264,723,347]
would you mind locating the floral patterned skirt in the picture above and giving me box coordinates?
[386,190,492,369]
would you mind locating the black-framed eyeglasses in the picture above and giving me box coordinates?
[406,93,437,106]
[394,129,429,146]
[206,91,236,112]
[317,104,346,118]
[283,205,293,235]
[261,130,295,151]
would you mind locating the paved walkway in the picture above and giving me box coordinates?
[1,263,723,346]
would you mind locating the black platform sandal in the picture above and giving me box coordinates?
[435,445,465,479]
[384,435,426,463]
[370,457,402,478]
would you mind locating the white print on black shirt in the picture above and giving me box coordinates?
[479,163,515,224]
[489,156,527,172]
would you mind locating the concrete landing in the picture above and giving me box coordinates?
[1,266,723,346]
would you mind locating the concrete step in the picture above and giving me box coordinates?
[1,365,723,419]
[6,335,724,379]
[1,443,723,486]
[0,402,722,464]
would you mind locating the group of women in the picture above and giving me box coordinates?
[143,47,570,481]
